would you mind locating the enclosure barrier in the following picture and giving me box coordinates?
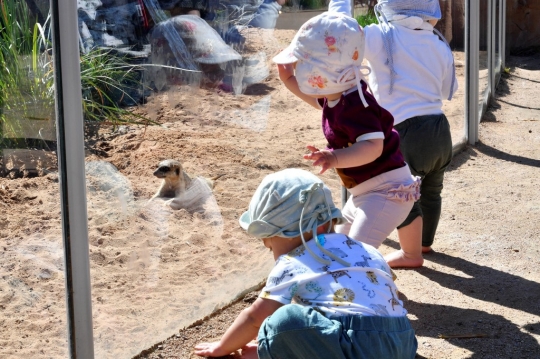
[0,0,506,357]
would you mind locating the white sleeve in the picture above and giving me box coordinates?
[328,0,351,16]
[363,25,383,62]
[356,132,384,142]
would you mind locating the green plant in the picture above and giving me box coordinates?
[0,0,54,146]
[0,0,52,108]
[80,49,153,129]
[356,12,378,27]
[0,0,154,150]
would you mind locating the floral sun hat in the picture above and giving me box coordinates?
[272,10,371,107]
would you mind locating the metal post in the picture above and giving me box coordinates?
[488,0,493,101]
[493,0,503,89]
[501,0,506,69]
[51,0,95,357]
[466,0,479,145]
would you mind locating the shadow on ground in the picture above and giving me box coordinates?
[385,238,540,358]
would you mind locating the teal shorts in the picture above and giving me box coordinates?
[257,304,417,359]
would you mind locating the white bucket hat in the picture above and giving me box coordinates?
[239,169,348,265]
[376,0,442,21]
[272,11,371,107]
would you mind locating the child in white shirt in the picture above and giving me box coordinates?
[363,0,458,267]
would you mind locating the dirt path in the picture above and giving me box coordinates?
[135,53,540,359]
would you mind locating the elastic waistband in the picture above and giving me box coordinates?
[394,113,445,131]
[327,314,413,332]
[348,164,412,197]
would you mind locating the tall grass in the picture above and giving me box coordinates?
[80,49,153,129]
[0,0,54,126]
[0,0,153,150]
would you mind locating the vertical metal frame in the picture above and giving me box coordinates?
[486,0,493,105]
[466,0,479,145]
[477,0,493,123]
[500,0,506,69]
[51,0,95,357]
[493,0,505,90]
[491,0,499,93]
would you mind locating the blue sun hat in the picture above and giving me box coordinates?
[374,0,456,99]
[239,168,349,265]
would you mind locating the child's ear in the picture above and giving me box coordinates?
[316,221,332,234]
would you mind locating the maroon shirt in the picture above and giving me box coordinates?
[317,82,405,189]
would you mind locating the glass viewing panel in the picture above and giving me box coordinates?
[437,0,466,146]
[0,0,477,357]
[0,0,68,358]
[79,0,330,357]
[81,0,469,356]
[478,0,490,113]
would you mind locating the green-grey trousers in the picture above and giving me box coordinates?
[394,114,453,247]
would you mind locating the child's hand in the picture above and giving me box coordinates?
[304,145,338,174]
[193,341,230,357]
[276,63,295,83]
[239,342,258,359]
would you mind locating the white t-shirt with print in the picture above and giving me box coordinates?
[259,233,407,317]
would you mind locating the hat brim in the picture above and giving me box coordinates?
[272,44,299,64]
[239,206,345,238]
[239,210,251,230]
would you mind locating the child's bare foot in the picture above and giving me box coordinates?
[384,250,424,268]
[422,246,432,253]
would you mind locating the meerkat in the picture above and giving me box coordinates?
[149,159,219,206]
[150,159,194,200]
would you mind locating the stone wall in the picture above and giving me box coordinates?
[435,0,466,50]
[506,0,540,54]
[435,0,540,54]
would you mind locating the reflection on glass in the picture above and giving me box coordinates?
[436,0,466,146]
[0,0,67,358]
[76,0,472,355]
[78,0,304,357]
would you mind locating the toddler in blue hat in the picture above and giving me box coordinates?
[194,168,417,359]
